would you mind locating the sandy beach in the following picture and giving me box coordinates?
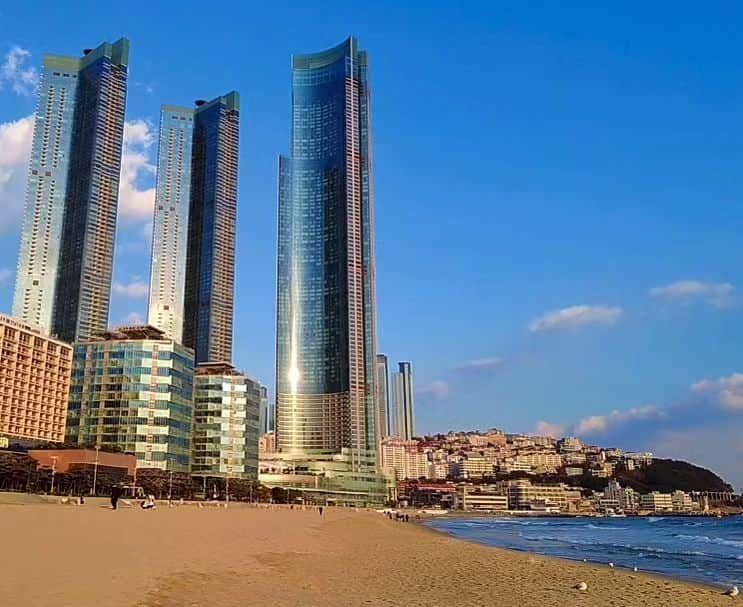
[0,499,733,606]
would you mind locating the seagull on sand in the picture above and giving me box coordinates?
[608,562,614,568]
[633,567,638,572]
[574,582,588,591]
[723,586,739,597]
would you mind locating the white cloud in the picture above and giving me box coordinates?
[112,280,149,299]
[529,304,623,332]
[0,268,12,285]
[122,311,144,325]
[691,372,743,410]
[118,119,156,224]
[456,357,504,372]
[573,405,665,435]
[649,280,734,308]
[0,114,33,232]
[535,421,566,438]
[0,47,39,96]
[417,380,450,400]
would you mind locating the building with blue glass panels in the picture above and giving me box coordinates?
[14,40,128,341]
[269,38,384,502]
[192,362,260,480]
[66,326,194,472]
[183,93,240,365]
[147,106,194,342]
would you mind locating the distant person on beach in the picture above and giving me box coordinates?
[110,485,122,510]
[141,494,156,510]
[319,506,323,516]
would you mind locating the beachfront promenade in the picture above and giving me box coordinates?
[0,499,732,606]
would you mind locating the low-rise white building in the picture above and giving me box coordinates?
[640,491,673,513]
[456,484,508,511]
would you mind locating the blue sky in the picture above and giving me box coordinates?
[0,2,741,489]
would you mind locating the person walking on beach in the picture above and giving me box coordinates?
[110,485,122,510]
[319,506,323,516]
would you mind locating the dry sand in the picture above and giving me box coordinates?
[0,500,734,606]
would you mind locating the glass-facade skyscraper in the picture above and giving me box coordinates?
[270,38,384,502]
[14,40,129,341]
[147,106,194,342]
[375,354,390,439]
[392,362,415,441]
[183,93,240,364]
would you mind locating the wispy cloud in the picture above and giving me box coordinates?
[0,47,38,96]
[456,357,505,372]
[573,405,666,435]
[0,114,33,232]
[417,380,450,400]
[535,420,566,438]
[691,372,743,410]
[118,119,156,224]
[529,304,623,333]
[112,280,149,299]
[649,280,735,308]
[122,311,144,325]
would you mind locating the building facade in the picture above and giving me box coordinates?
[0,314,72,443]
[272,37,383,502]
[183,93,240,364]
[66,326,194,472]
[392,362,415,440]
[14,40,129,341]
[192,362,260,480]
[147,106,194,342]
[380,438,429,480]
[375,354,390,439]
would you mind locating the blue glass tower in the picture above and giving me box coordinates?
[51,40,129,343]
[275,38,379,473]
[14,40,128,339]
[183,93,240,364]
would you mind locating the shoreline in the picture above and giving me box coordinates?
[418,512,739,591]
[0,502,734,606]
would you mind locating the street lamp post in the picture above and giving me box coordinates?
[50,456,58,494]
[92,445,100,496]
[168,470,173,501]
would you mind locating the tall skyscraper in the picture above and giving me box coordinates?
[270,38,384,502]
[392,362,415,440]
[183,93,240,364]
[14,39,129,340]
[375,354,390,439]
[147,106,194,342]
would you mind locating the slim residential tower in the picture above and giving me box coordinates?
[392,362,415,440]
[270,38,384,502]
[147,106,194,341]
[14,40,129,341]
[375,354,390,439]
[183,93,240,364]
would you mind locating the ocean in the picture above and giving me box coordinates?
[426,515,743,588]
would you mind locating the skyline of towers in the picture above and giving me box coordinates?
[13,39,129,342]
[182,92,240,364]
[392,361,416,440]
[275,37,378,468]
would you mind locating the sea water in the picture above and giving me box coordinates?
[426,515,743,587]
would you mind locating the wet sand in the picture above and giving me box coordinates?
[0,501,733,606]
